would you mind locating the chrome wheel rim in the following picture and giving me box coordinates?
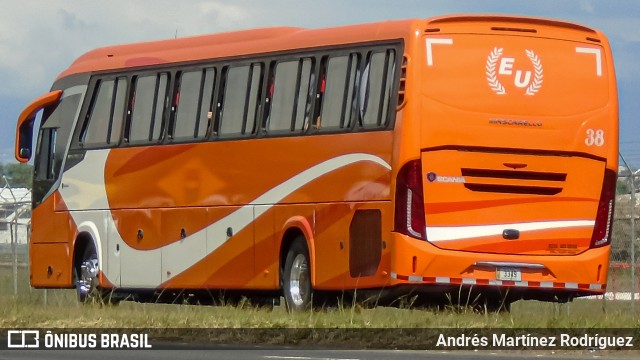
[78,256,98,296]
[289,254,309,306]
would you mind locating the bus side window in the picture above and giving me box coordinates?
[318,53,359,131]
[79,77,128,147]
[167,73,181,140]
[81,79,114,147]
[35,128,56,181]
[359,49,396,128]
[309,58,327,131]
[37,92,82,182]
[171,68,216,142]
[268,58,313,134]
[211,67,228,137]
[219,63,263,137]
[200,68,216,138]
[261,62,276,131]
[109,78,128,144]
[128,73,169,144]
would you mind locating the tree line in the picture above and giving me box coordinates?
[0,163,33,189]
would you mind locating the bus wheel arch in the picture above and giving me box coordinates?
[279,224,315,311]
[72,228,118,304]
[72,231,100,303]
[278,217,315,285]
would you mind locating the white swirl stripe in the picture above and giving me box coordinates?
[62,151,391,287]
[426,220,595,242]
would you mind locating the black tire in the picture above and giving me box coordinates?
[283,238,312,312]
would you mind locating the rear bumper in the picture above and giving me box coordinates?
[388,232,609,298]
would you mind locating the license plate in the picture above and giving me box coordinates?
[496,268,522,281]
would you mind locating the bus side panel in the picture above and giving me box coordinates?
[343,201,393,289]
[314,203,349,289]
[113,209,162,288]
[160,207,208,286]
[31,192,72,244]
[30,192,75,288]
[248,204,278,289]
[313,201,393,290]
[202,206,256,288]
[30,243,72,288]
[158,206,255,289]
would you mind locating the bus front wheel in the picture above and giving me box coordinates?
[76,242,99,303]
[283,238,312,311]
[75,241,119,305]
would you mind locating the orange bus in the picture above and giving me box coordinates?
[16,15,618,310]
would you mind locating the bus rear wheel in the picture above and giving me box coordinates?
[283,238,312,311]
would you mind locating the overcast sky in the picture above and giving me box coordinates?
[1,0,638,166]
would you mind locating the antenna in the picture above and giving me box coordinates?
[175,28,178,39]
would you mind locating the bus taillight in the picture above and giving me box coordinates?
[394,160,426,240]
[590,169,617,248]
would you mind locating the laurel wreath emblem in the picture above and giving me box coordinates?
[486,48,544,96]
[525,49,543,95]
[486,47,506,95]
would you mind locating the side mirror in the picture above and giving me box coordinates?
[16,117,34,163]
[15,90,62,163]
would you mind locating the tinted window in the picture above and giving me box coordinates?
[35,128,56,181]
[360,50,395,128]
[174,70,202,140]
[170,69,216,142]
[319,54,358,130]
[83,80,114,146]
[198,69,216,137]
[110,78,127,144]
[219,64,262,137]
[130,73,168,143]
[36,92,83,181]
[82,78,128,147]
[269,58,313,133]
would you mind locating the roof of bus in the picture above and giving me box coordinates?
[57,15,603,80]
[57,19,416,79]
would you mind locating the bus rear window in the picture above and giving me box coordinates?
[422,35,609,116]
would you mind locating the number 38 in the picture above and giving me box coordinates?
[585,129,605,147]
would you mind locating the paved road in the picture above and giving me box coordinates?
[0,348,637,360]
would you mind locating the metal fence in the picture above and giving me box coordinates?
[609,155,639,306]
[0,225,30,296]
[0,181,32,297]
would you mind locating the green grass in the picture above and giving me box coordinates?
[1,267,639,330]
[1,268,639,349]
[1,288,639,329]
